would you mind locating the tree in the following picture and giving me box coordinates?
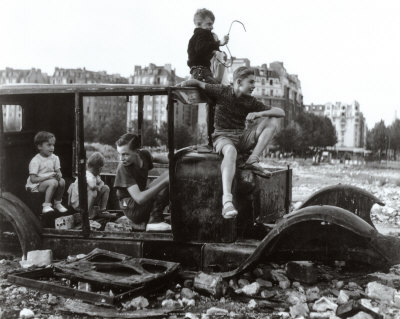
[84,112,126,145]
[368,120,388,160]
[389,119,400,160]
[275,122,301,153]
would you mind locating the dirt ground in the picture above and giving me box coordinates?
[1,160,400,318]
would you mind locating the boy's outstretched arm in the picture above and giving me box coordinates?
[176,79,206,89]
[247,107,285,120]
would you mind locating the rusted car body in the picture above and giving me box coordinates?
[0,84,395,274]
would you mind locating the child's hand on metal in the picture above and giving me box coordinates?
[220,34,229,46]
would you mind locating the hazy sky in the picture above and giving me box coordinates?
[1,0,400,128]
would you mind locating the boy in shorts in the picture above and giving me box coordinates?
[177,67,285,219]
[114,133,171,232]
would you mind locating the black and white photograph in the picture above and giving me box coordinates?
[1,0,400,318]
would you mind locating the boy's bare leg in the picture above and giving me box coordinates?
[242,117,279,177]
[98,185,110,211]
[221,144,238,218]
[53,178,65,202]
[38,179,58,204]
[87,189,97,217]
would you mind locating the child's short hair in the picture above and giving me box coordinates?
[193,8,215,26]
[87,152,105,169]
[34,131,55,146]
[233,67,255,82]
[116,133,141,151]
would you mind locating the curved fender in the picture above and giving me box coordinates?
[298,184,384,228]
[219,205,390,279]
[0,192,42,258]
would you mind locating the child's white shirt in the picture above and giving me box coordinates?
[26,153,61,191]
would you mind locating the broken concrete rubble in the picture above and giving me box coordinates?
[20,249,53,268]
[366,281,396,302]
[312,296,338,312]
[289,302,309,317]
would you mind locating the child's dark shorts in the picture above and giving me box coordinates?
[190,66,219,84]
[212,118,265,154]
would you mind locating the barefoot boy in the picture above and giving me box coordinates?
[114,134,171,232]
[177,67,285,219]
[26,131,68,213]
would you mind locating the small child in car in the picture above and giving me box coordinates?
[26,131,68,213]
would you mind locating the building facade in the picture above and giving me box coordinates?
[305,101,367,148]
[51,67,129,123]
[0,68,50,84]
[127,64,197,133]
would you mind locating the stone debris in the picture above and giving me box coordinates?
[237,278,250,288]
[104,222,132,232]
[247,299,257,309]
[162,299,180,308]
[89,220,101,230]
[337,290,350,305]
[271,269,289,283]
[240,282,260,296]
[289,302,309,317]
[184,313,199,319]
[255,278,273,288]
[23,249,53,268]
[205,307,229,316]
[312,297,338,312]
[181,287,195,299]
[366,281,396,302]
[122,296,149,310]
[348,312,374,319]
[306,287,321,302]
[19,308,34,319]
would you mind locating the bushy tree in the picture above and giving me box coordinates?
[277,112,337,155]
[84,113,126,145]
[368,120,388,159]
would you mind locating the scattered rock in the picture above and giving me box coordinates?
[206,307,229,316]
[89,220,101,230]
[47,294,58,305]
[256,278,273,288]
[162,299,180,308]
[348,312,374,319]
[23,249,53,267]
[279,280,291,289]
[241,282,261,296]
[337,290,350,305]
[238,278,250,288]
[184,280,193,288]
[271,269,289,283]
[292,281,302,289]
[286,290,307,305]
[335,281,344,289]
[19,308,34,319]
[184,313,198,319]
[123,296,149,310]
[181,298,195,307]
[306,287,321,301]
[368,272,400,288]
[247,299,257,310]
[312,297,338,312]
[347,282,362,291]
[290,302,309,318]
[286,261,318,284]
[181,288,195,299]
[260,289,276,299]
[366,281,396,302]
[309,311,336,318]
